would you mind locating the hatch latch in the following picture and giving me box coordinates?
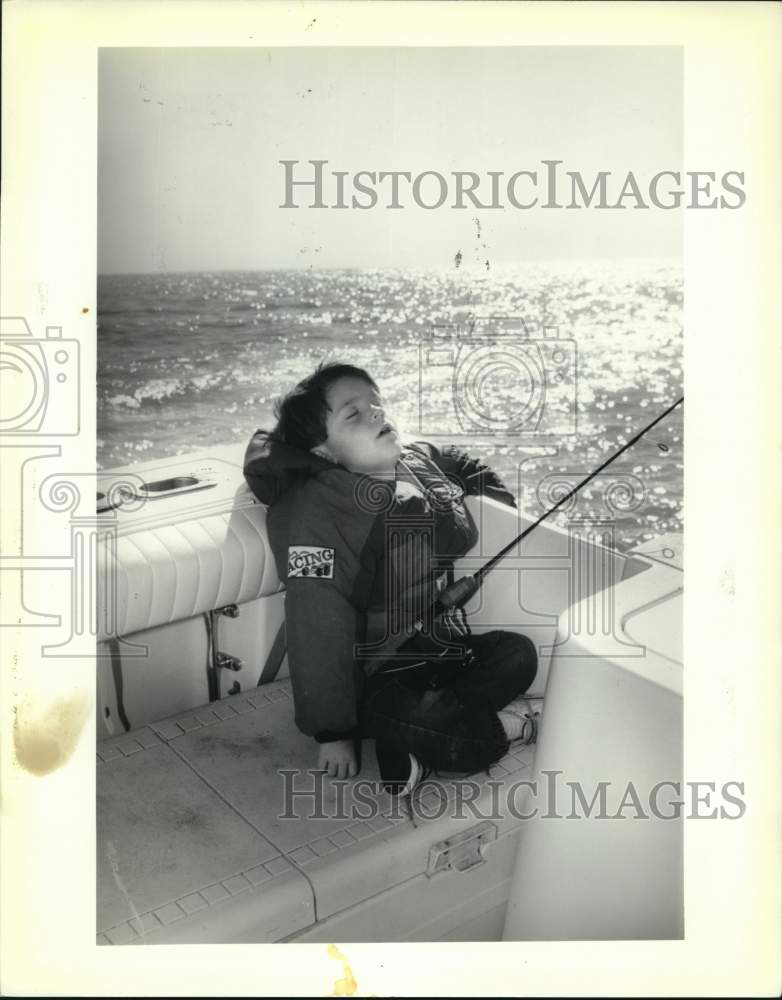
[204,604,244,700]
[426,821,497,876]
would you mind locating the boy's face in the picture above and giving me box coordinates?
[313,376,402,474]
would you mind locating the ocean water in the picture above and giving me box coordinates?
[97,262,683,549]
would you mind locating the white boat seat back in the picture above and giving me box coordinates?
[97,500,280,643]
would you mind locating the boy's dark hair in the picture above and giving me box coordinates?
[270,361,379,450]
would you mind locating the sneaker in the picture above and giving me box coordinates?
[502,697,543,746]
[519,711,539,746]
[375,743,428,797]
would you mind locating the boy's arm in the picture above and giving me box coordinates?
[267,499,372,746]
[283,575,364,742]
[285,576,362,779]
[411,440,517,508]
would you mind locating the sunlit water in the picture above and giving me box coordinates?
[98,261,683,549]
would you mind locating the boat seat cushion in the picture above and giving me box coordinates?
[98,504,281,642]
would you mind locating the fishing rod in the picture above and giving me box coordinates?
[415,394,684,627]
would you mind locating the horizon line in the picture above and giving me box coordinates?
[98,256,684,279]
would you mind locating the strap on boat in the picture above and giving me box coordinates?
[108,637,132,732]
[258,619,287,686]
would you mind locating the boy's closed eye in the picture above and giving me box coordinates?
[346,401,381,420]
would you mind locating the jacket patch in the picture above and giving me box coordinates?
[288,545,335,579]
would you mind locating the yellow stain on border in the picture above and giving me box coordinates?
[13,695,90,776]
[328,943,357,996]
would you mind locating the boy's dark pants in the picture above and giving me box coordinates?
[358,631,537,774]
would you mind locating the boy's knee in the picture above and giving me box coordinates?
[493,629,535,659]
[475,630,537,688]
[503,631,538,685]
[518,632,537,663]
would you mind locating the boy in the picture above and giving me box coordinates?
[244,362,538,797]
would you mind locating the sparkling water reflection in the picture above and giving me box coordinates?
[98,261,683,548]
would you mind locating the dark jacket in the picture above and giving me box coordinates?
[243,432,515,741]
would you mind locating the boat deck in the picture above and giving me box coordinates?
[95,447,681,943]
[97,677,538,944]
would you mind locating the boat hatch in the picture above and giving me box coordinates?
[137,475,214,496]
[96,474,216,511]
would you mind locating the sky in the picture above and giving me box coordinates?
[98,47,682,273]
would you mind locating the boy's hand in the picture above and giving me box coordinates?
[318,739,358,779]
